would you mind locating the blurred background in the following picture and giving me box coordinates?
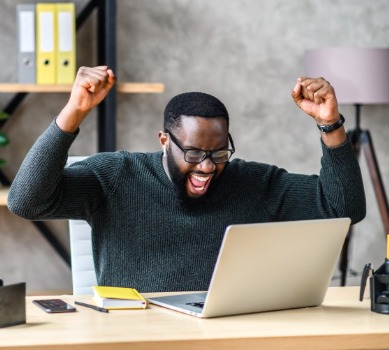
[0,0,388,293]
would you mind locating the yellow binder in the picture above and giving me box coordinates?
[56,3,76,84]
[36,3,57,84]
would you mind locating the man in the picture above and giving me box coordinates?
[8,66,365,292]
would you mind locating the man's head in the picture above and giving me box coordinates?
[159,92,234,205]
[163,92,229,131]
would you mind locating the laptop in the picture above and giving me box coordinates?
[148,217,351,318]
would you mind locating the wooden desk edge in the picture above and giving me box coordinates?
[2,332,387,350]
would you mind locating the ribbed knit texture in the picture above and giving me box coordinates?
[8,121,366,292]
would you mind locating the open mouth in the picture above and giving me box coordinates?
[187,174,212,196]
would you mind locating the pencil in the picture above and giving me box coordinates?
[75,301,109,313]
[387,234,389,260]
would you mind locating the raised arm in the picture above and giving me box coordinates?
[8,66,116,220]
[284,76,366,224]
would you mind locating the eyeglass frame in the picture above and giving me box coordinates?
[165,129,235,164]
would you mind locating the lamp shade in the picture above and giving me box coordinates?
[304,48,389,104]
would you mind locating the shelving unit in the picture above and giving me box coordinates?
[0,0,164,266]
[0,79,164,205]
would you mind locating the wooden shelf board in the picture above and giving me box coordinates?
[0,84,72,93]
[117,82,164,93]
[0,82,164,94]
[0,187,9,206]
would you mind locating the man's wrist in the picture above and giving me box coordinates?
[317,114,345,133]
[56,104,88,133]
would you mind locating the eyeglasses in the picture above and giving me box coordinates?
[166,129,235,164]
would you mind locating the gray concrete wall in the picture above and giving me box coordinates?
[0,0,388,293]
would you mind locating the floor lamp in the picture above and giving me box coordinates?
[305,47,389,286]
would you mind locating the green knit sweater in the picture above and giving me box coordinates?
[8,121,366,292]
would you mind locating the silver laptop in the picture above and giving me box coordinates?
[148,218,351,318]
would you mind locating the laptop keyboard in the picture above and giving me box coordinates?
[185,302,204,309]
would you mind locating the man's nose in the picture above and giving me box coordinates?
[197,155,216,172]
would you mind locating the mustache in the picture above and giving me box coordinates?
[189,171,216,176]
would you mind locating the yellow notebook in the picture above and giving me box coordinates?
[92,286,147,310]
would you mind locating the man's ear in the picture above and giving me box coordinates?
[158,130,169,158]
[158,130,168,150]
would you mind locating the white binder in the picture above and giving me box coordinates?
[17,4,36,83]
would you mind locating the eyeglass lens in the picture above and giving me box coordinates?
[185,150,232,163]
[166,130,234,164]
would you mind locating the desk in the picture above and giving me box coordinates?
[0,287,388,350]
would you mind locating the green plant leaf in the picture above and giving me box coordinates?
[0,132,9,146]
[0,112,8,120]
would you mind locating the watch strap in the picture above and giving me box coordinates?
[317,114,345,133]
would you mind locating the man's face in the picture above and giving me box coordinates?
[161,116,230,203]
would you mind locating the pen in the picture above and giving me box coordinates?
[75,301,109,313]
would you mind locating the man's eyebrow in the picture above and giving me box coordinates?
[184,143,229,151]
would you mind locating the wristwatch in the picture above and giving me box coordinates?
[317,114,345,133]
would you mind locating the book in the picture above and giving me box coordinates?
[92,286,147,310]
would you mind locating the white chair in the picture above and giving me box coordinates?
[67,156,97,295]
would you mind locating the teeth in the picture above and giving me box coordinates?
[194,186,205,191]
[192,175,209,182]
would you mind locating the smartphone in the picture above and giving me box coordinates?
[33,299,77,313]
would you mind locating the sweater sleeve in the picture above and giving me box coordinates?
[318,137,366,223]
[262,137,366,224]
[7,120,113,220]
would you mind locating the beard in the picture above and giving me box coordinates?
[166,153,221,209]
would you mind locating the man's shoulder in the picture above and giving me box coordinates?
[226,158,285,184]
[85,150,159,161]
[227,157,275,172]
[83,150,161,172]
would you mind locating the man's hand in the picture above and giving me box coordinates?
[57,66,116,133]
[69,66,116,113]
[291,77,340,125]
[291,77,347,147]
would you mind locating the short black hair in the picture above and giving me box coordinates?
[164,92,229,131]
